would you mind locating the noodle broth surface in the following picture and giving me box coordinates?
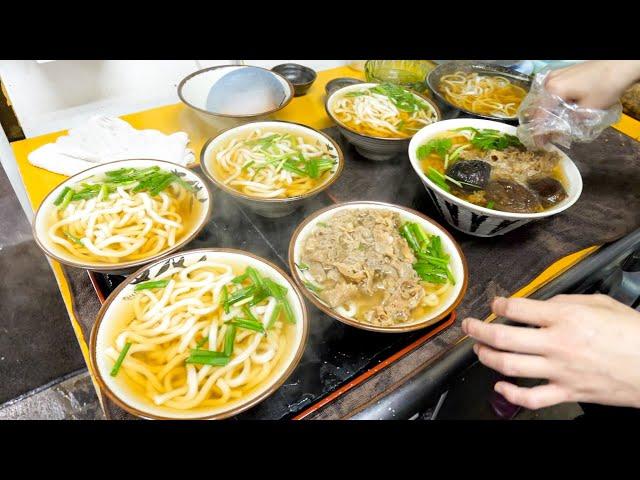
[330,83,438,139]
[438,71,527,118]
[296,208,456,328]
[96,256,302,418]
[44,166,205,266]
[207,126,339,199]
[418,129,568,213]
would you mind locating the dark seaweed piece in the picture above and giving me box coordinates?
[446,160,491,191]
[485,180,542,214]
[527,177,568,208]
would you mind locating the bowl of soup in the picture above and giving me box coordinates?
[178,65,294,132]
[325,82,441,161]
[426,61,531,121]
[33,159,213,274]
[201,120,344,218]
[90,248,308,419]
[408,119,583,237]
[288,201,468,333]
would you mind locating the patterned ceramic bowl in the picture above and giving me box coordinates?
[408,119,583,237]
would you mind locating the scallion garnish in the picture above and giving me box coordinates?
[224,325,236,357]
[134,279,169,291]
[53,186,72,206]
[400,222,455,286]
[110,342,132,377]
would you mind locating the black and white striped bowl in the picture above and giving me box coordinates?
[408,119,583,237]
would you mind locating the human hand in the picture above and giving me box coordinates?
[461,294,640,410]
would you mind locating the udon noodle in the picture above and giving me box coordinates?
[209,129,339,199]
[439,71,527,118]
[105,259,296,412]
[48,166,198,263]
[331,83,438,138]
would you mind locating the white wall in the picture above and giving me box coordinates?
[0,60,349,137]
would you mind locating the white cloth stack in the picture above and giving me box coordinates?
[28,116,195,176]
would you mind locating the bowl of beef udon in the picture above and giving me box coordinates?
[201,120,344,218]
[90,248,308,419]
[408,119,582,237]
[427,61,531,121]
[33,159,212,274]
[325,82,441,161]
[289,202,468,333]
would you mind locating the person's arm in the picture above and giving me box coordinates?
[544,60,640,109]
[462,295,640,410]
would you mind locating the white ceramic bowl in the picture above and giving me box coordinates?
[201,120,344,218]
[288,201,468,333]
[33,159,213,274]
[178,65,294,132]
[408,119,583,237]
[325,82,441,161]
[90,248,308,420]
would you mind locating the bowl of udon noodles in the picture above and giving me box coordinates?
[90,248,308,419]
[288,201,468,333]
[178,65,295,132]
[33,159,213,274]
[200,120,344,218]
[408,118,583,237]
[325,82,441,161]
[426,61,532,121]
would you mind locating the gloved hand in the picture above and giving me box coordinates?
[516,61,640,150]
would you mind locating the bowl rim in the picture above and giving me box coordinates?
[270,63,318,86]
[408,118,584,219]
[200,120,345,204]
[32,158,214,272]
[426,61,532,121]
[325,82,442,142]
[177,64,295,119]
[287,201,469,333]
[89,247,310,420]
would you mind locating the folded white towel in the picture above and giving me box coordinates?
[28,116,195,176]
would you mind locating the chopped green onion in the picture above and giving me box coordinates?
[53,187,72,206]
[266,303,283,330]
[110,342,132,377]
[224,325,236,357]
[195,336,209,349]
[226,318,265,333]
[426,167,451,192]
[486,200,495,209]
[134,279,169,291]
[303,281,323,294]
[296,262,309,271]
[221,285,229,313]
[224,285,256,308]
[231,272,249,284]
[186,355,230,366]
[63,230,83,245]
[242,305,259,323]
[58,188,74,210]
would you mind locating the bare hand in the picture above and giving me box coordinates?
[461,294,640,410]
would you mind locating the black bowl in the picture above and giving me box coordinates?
[271,63,317,97]
[426,61,532,122]
[325,77,363,96]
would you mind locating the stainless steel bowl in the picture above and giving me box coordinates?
[426,61,532,122]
